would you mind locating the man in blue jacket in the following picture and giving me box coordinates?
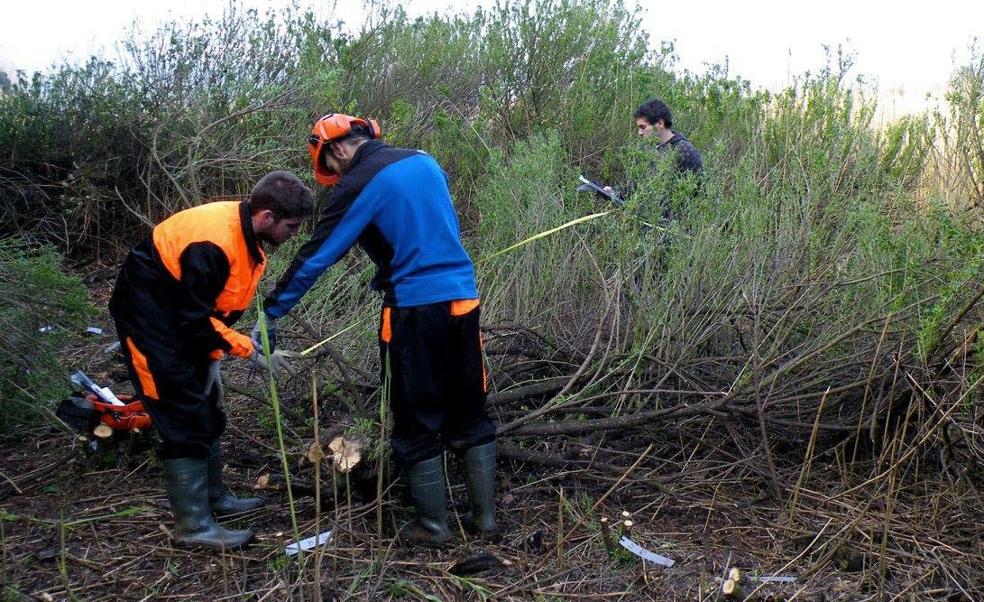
[256,114,496,547]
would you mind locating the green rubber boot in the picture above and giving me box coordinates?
[207,442,264,515]
[461,442,498,541]
[163,458,254,550]
[401,455,451,548]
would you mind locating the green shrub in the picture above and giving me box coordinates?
[0,238,95,432]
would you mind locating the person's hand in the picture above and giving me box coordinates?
[204,359,224,404]
[251,315,278,352]
[250,349,297,378]
[603,186,625,206]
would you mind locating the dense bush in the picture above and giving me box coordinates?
[0,0,664,256]
[0,238,94,432]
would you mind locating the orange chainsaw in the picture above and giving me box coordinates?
[56,370,152,433]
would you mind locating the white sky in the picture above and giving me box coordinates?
[1,0,981,117]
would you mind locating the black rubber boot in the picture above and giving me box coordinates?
[163,458,254,550]
[461,442,498,541]
[401,455,451,548]
[207,442,264,515]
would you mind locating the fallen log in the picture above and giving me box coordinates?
[509,397,728,436]
[487,376,574,406]
[498,441,629,478]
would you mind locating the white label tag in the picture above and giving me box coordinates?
[618,536,675,567]
[284,530,333,556]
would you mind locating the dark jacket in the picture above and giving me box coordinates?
[659,131,702,175]
[605,132,703,204]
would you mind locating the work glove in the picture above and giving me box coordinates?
[204,359,224,405]
[251,314,278,353]
[250,349,296,378]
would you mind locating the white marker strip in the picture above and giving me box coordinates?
[757,575,796,584]
[618,536,675,568]
[284,529,333,557]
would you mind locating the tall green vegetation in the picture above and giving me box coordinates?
[0,239,94,432]
[0,0,659,255]
[933,43,984,209]
[0,0,982,466]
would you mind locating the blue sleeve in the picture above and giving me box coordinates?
[263,187,379,318]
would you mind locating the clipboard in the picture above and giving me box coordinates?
[578,175,613,198]
[577,175,623,205]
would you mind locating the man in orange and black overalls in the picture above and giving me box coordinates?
[255,114,497,547]
[109,171,313,550]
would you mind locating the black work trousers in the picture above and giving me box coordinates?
[379,301,495,466]
[110,294,225,460]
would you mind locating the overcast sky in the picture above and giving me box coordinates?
[2,0,981,117]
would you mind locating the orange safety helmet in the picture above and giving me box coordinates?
[307,113,381,186]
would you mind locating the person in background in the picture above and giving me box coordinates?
[632,97,702,175]
[590,97,704,205]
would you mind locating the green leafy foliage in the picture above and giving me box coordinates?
[0,238,95,432]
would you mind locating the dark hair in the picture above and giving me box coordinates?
[324,124,372,164]
[335,123,372,145]
[248,170,315,219]
[634,98,673,129]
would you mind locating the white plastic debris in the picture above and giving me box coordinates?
[757,575,797,584]
[38,325,54,333]
[86,326,103,335]
[284,529,333,557]
[69,370,125,406]
[100,387,124,406]
[617,536,675,568]
[104,341,121,354]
